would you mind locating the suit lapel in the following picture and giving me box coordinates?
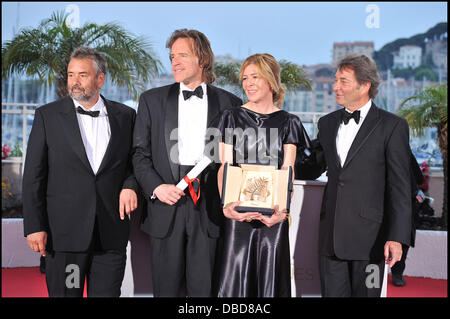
[329,110,342,169]
[58,97,94,175]
[343,103,382,169]
[96,96,120,175]
[206,85,219,127]
[165,83,180,183]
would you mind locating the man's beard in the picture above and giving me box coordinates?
[69,85,96,102]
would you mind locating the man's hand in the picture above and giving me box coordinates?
[254,205,289,228]
[384,241,403,267]
[223,201,262,222]
[154,184,185,206]
[26,231,47,256]
[119,188,138,220]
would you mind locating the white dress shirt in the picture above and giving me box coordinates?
[177,82,208,165]
[73,97,110,174]
[336,99,372,167]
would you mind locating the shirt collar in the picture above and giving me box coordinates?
[73,95,107,115]
[179,82,207,97]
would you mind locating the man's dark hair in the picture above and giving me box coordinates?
[337,53,380,99]
[166,29,215,84]
[70,46,107,75]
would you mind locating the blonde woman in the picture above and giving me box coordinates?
[214,53,310,297]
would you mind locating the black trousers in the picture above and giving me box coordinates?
[150,165,217,297]
[45,219,126,297]
[319,255,385,297]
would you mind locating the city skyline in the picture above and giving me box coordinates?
[2,2,447,73]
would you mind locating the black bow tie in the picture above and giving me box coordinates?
[341,110,361,125]
[77,106,100,117]
[182,86,203,100]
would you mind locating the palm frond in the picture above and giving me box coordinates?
[2,10,163,99]
[398,84,447,137]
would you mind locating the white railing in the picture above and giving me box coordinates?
[1,102,325,170]
[290,111,326,137]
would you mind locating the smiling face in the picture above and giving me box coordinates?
[333,67,370,110]
[170,37,203,89]
[242,64,273,105]
[67,57,104,108]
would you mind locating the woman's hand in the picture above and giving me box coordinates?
[254,205,289,228]
[223,201,262,222]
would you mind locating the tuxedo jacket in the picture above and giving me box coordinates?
[23,96,138,252]
[132,83,242,239]
[317,103,412,261]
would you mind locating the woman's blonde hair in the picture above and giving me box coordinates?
[239,53,286,107]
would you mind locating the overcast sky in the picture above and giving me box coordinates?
[2,1,447,73]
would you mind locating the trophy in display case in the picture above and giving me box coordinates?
[221,163,293,215]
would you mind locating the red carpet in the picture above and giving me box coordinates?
[1,267,447,297]
[387,274,447,297]
[2,267,86,297]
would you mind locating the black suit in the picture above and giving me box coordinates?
[23,95,138,296]
[132,83,242,296]
[317,103,412,297]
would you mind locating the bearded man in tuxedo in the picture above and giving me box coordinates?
[23,46,138,297]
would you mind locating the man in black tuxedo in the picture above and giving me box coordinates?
[132,29,242,297]
[317,54,412,297]
[23,46,138,297]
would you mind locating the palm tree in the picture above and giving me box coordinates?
[214,59,311,101]
[398,84,447,229]
[2,10,163,100]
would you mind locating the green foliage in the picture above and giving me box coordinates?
[398,84,447,136]
[213,59,311,92]
[214,62,241,86]
[9,142,22,157]
[399,83,448,228]
[391,66,438,81]
[279,60,312,91]
[414,66,438,81]
[2,10,163,100]
[391,67,415,80]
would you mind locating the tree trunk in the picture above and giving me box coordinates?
[57,74,68,99]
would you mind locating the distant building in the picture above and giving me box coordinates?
[284,63,337,116]
[313,77,336,113]
[284,89,313,113]
[332,41,374,66]
[392,45,422,69]
[424,33,447,82]
[375,75,437,113]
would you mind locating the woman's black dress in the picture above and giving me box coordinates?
[214,106,308,297]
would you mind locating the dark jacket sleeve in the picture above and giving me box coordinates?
[294,118,327,180]
[22,108,49,236]
[122,108,139,192]
[386,118,412,246]
[132,92,165,197]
